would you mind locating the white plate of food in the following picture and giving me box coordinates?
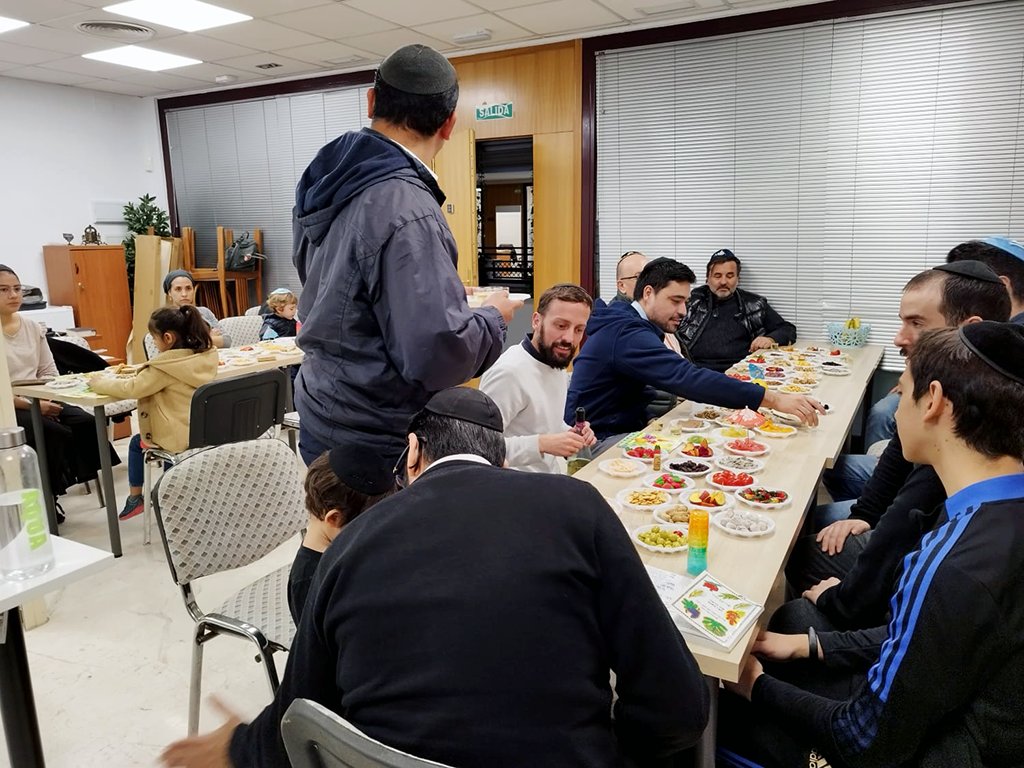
[755,422,799,439]
[820,365,851,377]
[44,376,85,391]
[674,441,718,461]
[735,486,793,510]
[509,293,531,302]
[622,446,658,463]
[712,426,754,441]
[653,503,692,528]
[664,457,714,477]
[723,438,772,457]
[617,487,672,512]
[598,458,646,478]
[691,406,728,422]
[686,488,732,511]
[712,508,775,538]
[767,410,803,427]
[786,377,820,389]
[714,454,767,474]
[706,470,758,491]
[670,417,710,433]
[633,524,688,553]
[643,472,693,494]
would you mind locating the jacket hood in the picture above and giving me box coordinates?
[294,127,444,246]
[146,348,219,388]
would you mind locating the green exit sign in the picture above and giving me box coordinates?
[476,102,513,121]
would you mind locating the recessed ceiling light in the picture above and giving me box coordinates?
[103,0,250,33]
[83,45,201,71]
[0,15,29,34]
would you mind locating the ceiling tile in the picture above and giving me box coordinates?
[0,0,90,24]
[148,33,261,61]
[497,0,623,34]
[0,24,115,54]
[78,77,166,95]
[41,9,187,40]
[340,28,452,57]
[201,18,326,49]
[214,0,330,16]
[413,12,532,47]
[38,53,141,78]
[114,69,212,90]
[0,40,66,64]
[597,0,698,20]
[467,0,552,10]
[342,0,479,27]
[160,60,268,84]
[272,39,375,65]
[214,51,323,76]
[0,59,21,71]
[4,64,94,84]
[269,4,396,39]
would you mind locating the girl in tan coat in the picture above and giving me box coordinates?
[90,305,219,521]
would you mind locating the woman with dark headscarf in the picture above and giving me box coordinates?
[163,270,232,348]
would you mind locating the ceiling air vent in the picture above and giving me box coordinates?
[75,20,155,42]
[255,62,283,69]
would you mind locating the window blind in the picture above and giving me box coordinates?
[164,85,372,297]
[596,1,1024,370]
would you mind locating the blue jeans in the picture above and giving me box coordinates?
[128,433,144,488]
[822,453,878,503]
[811,499,856,531]
[865,391,899,449]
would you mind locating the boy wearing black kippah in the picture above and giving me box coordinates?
[721,321,1024,768]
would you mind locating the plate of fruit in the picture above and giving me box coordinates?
[736,486,792,509]
[677,437,716,459]
[713,426,752,441]
[688,488,731,510]
[653,503,691,527]
[643,472,692,494]
[727,373,751,381]
[725,437,771,457]
[707,470,757,491]
[756,421,798,438]
[665,459,714,477]
[633,524,688,553]
[598,458,646,478]
[712,508,775,538]
[617,488,671,511]
[623,445,658,462]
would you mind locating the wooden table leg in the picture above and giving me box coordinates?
[694,675,719,768]
[0,608,46,768]
[28,400,57,537]
[92,406,121,558]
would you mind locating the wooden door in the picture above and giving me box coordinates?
[533,131,580,299]
[433,128,478,286]
[72,247,131,362]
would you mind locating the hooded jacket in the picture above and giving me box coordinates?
[292,128,505,457]
[89,348,218,453]
[565,300,767,439]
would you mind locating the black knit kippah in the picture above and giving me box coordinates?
[328,444,395,496]
[932,260,1003,285]
[378,44,457,95]
[959,321,1024,386]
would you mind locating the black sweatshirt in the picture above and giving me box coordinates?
[229,460,709,767]
[755,475,1024,768]
[847,434,915,527]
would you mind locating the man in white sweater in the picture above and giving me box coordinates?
[480,284,597,473]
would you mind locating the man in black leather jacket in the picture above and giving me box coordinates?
[676,249,796,371]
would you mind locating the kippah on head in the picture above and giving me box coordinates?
[932,260,1003,285]
[711,248,736,261]
[981,236,1024,263]
[378,44,457,95]
[958,321,1024,386]
[424,387,504,432]
[328,443,395,496]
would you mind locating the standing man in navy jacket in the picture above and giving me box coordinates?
[566,258,823,445]
[292,44,520,466]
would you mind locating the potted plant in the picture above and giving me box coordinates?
[122,194,170,302]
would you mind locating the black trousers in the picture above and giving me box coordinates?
[15,405,120,497]
[785,530,871,595]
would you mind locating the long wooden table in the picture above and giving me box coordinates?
[11,349,304,558]
[573,341,884,767]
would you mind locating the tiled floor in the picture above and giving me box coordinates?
[0,437,300,768]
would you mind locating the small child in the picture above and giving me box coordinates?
[260,288,298,341]
[289,444,395,624]
[89,306,219,520]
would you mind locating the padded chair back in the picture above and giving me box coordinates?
[221,314,264,346]
[281,700,455,768]
[188,368,287,448]
[144,333,159,361]
[152,439,304,585]
[245,306,262,316]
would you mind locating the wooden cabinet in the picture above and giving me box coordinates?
[43,245,131,365]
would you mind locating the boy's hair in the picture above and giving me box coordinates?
[148,305,212,352]
[303,453,393,524]
[536,283,593,315]
[947,239,1024,303]
[267,290,297,312]
[909,327,1024,459]
[903,269,1010,324]
[633,258,697,302]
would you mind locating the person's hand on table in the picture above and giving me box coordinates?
[481,291,524,324]
[40,400,63,419]
[816,518,870,555]
[161,697,241,768]
[539,430,589,458]
[749,336,775,352]
[723,653,764,701]
[803,576,841,606]
[763,391,826,426]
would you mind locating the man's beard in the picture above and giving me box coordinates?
[713,285,736,299]
[535,329,576,369]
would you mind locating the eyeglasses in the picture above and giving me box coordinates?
[393,443,413,490]
[0,285,23,296]
[621,274,642,282]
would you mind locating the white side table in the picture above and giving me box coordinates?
[0,538,113,767]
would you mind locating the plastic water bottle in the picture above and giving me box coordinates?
[0,427,54,581]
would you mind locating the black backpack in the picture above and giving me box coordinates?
[224,231,266,271]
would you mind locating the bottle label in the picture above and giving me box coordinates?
[21,489,48,551]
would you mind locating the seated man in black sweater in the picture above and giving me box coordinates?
[676,249,796,372]
[162,387,710,768]
[720,321,1024,767]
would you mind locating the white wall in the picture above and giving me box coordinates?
[0,77,166,297]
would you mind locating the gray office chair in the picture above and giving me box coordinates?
[281,699,455,768]
[220,314,264,346]
[152,439,306,736]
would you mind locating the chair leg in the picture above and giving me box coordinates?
[287,428,297,454]
[84,479,92,495]
[96,479,104,508]
[188,624,206,736]
[143,458,152,546]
